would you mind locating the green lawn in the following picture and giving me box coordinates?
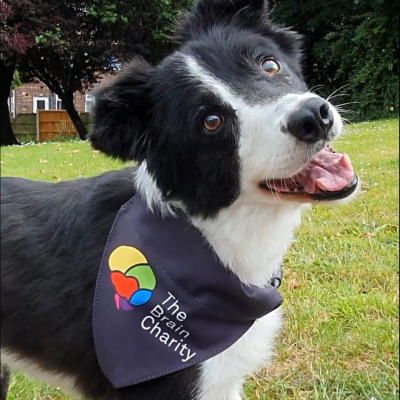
[1,119,399,400]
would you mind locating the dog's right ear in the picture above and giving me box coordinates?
[90,58,155,162]
[174,0,268,43]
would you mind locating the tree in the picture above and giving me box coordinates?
[322,0,399,120]
[18,0,194,140]
[271,0,399,121]
[0,0,43,146]
[0,58,19,146]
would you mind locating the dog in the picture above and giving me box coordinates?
[0,0,360,399]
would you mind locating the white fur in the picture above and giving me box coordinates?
[191,201,304,286]
[197,309,283,400]
[192,202,300,398]
[134,162,178,217]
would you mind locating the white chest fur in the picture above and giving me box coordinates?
[192,201,305,286]
[198,308,283,400]
[193,201,305,399]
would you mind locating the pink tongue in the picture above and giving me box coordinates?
[295,147,354,194]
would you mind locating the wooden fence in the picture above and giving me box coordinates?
[11,113,36,141]
[11,111,91,142]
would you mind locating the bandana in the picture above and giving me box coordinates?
[93,195,283,389]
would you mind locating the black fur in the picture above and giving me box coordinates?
[0,169,199,399]
[91,59,155,163]
[174,0,303,64]
[174,0,269,44]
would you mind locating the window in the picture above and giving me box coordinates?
[33,97,49,113]
[85,94,95,113]
[37,100,46,110]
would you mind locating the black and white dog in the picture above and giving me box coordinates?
[0,0,359,399]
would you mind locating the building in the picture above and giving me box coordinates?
[7,75,113,118]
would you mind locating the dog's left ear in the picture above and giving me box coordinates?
[90,58,155,162]
[174,0,267,43]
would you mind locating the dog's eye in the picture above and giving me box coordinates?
[262,59,280,75]
[204,115,223,132]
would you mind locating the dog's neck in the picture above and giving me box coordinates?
[134,163,305,287]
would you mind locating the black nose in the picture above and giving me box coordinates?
[287,98,334,143]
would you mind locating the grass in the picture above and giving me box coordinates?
[1,119,399,400]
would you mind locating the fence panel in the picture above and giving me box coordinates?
[11,113,36,141]
[38,110,78,141]
[11,111,89,141]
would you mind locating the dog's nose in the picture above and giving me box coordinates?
[287,98,334,143]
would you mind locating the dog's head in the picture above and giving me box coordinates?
[91,0,359,218]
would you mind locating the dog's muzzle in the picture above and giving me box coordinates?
[287,98,334,143]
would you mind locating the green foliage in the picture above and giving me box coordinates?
[87,0,128,24]
[10,70,21,90]
[272,0,399,122]
[35,27,65,45]
[151,0,194,40]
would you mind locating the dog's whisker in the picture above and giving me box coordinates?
[335,101,360,107]
[308,84,325,94]
[335,105,358,113]
[327,93,351,102]
[326,83,351,102]
[337,109,358,115]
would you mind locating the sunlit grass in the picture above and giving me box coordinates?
[245,119,399,400]
[1,119,398,399]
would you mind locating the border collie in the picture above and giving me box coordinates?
[0,0,359,399]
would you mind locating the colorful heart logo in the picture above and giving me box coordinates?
[109,246,157,311]
[111,271,139,300]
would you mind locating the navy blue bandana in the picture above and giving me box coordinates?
[93,195,283,389]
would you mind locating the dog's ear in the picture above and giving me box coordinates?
[90,58,155,162]
[269,28,303,64]
[174,0,268,43]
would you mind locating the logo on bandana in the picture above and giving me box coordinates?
[109,246,156,311]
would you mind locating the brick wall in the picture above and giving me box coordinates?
[74,92,86,113]
[10,74,115,116]
[15,82,52,113]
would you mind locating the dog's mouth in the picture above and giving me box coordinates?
[259,145,358,202]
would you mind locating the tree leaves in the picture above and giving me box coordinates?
[271,0,399,121]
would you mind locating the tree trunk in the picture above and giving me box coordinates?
[0,59,19,146]
[62,93,88,140]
